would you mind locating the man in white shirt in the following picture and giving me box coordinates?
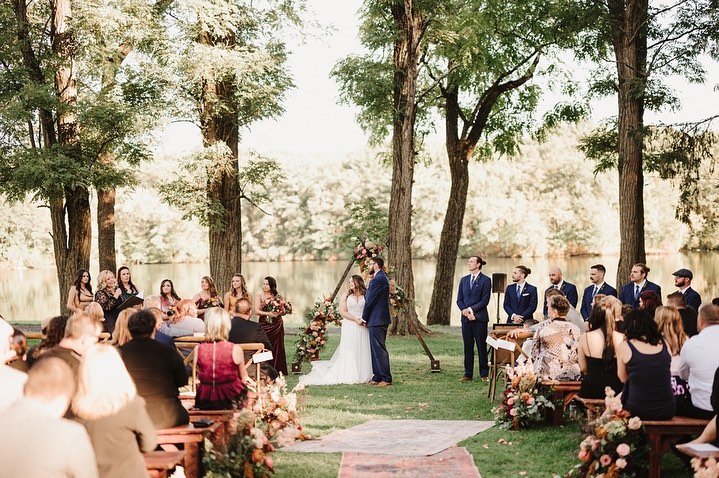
[0,317,27,412]
[678,304,719,419]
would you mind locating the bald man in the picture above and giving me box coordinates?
[542,266,578,317]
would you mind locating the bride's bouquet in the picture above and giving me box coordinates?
[261,295,292,323]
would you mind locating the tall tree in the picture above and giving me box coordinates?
[425,0,582,325]
[576,0,719,285]
[160,0,297,290]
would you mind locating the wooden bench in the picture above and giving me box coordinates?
[188,409,236,447]
[24,331,110,341]
[540,380,582,426]
[156,422,221,478]
[573,397,606,423]
[144,450,185,478]
[643,416,710,478]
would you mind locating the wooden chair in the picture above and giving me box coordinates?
[156,422,221,478]
[573,396,606,423]
[144,450,185,478]
[643,416,710,478]
[188,409,236,447]
[487,333,528,401]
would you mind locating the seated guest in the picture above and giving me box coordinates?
[73,344,156,478]
[229,298,277,381]
[687,416,719,448]
[146,307,175,349]
[578,302,624,398]
[0,357,98,477]
[616,309,674,420]
[37,312,102,380]
[678,304,719,419]
[110,309,133,347]
[545,288,584,330]
[29,315,69,367]
[654,305,690,407]
[165,298,205,337]
[0,318,27,412]
[531,295,581,381]
[85,302,105,325]
[667,291,698,337]
[8,328,29,372]
[638,289,661,317]
[195,308,250,410]
[120,310,189,429]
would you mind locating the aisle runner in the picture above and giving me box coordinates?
[339,446,480,478]
[284,419,493,456]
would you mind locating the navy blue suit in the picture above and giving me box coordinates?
[542,282,579,316]
[503,283,538,323]
[580,283,618,320]
[683,287,702,312]
[456,272,491,378]
[362,269,392,383]
[618,281,662,309]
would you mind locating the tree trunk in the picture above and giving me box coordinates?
[97,185,117,273]
[609,0,648,285]
[199,31,243,292]
[387,1,431,336]
[52,0,92,313]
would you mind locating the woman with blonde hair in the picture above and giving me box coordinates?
[73,343,156,478]
[654,305,690,405]
[224,274,251,315]
[85,302,104,324]
[111,309,134,347]
[94,270,121,333]
[165,298,205,338]
[194,307,250,410]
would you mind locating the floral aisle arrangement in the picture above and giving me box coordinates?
[567,387,648,477]
[260,295,292,323]
[254,374,308,446]
[294,297,342,363]
[354,239,383,273]
[204,410,275,478]
[389,282,412,320]
[492,358,555,430]
[692,456,719,477]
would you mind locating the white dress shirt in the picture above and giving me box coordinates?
[679,325,719,411]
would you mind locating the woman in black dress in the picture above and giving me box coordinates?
[578,298,624,398]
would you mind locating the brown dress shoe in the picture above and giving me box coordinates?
[376,381,392,387]
[460,376,472,382]
[367,380,379,385]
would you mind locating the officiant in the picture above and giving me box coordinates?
[457,256,492,382]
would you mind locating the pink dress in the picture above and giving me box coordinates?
[195,341,245,410]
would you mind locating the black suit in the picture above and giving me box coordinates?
[120,338,189,429]
[228,316,277,380]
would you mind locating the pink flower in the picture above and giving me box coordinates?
[264,456,274,469]
[578,450,587,460]
[526,397,534,405]
[628,417,642,430]
[600,454,612,466]
[507,398,515,406]
[615,458,627,469]
[509,408,518,416]
[592,439,600,451]
[616,443,630,457]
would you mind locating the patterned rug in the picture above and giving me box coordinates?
[338,446,481,477]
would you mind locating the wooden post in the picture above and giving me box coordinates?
[330,256,357,302]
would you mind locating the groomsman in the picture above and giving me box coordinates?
[542,266,578,316]
[580,264,618,320]
[673,268,702,311]
[456,256,491,382]
[618,263,662,309]
[503,265,538,324]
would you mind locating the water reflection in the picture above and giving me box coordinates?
[2,253,718,326]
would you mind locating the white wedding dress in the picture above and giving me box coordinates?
[298,295,373,385]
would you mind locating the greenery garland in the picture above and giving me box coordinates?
[294,297,342,363]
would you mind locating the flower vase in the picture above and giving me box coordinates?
[512,417,520,431]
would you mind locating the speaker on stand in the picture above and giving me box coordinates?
[492,273,507,322]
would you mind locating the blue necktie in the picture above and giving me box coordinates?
[516,286,521,299]
[634,285,640,301]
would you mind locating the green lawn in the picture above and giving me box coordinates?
[276,327,691,477]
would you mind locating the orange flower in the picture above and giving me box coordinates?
[251,449,264,463]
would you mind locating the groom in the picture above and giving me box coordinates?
[362,256,392,387]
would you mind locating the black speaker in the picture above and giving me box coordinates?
[492,273,507,293]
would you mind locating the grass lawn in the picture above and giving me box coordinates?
[275,327,691,478]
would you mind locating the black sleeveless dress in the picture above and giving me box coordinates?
[579,356,623,399]
[621,340,675,420]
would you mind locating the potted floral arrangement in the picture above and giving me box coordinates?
[492,358,555,430]
[294,297,342,363]
[567,387,648,477]
[254,374,308,446]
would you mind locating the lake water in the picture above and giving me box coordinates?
[2,253,719,326]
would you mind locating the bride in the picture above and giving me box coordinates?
[299,275,373,385]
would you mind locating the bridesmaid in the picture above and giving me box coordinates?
[224,274,252,316]
[117,266,139,302]
[67,269,93,314]
[159,279,181,314]
[94,270,122,333]
[192,276,221,318]
[254,276,287,376]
